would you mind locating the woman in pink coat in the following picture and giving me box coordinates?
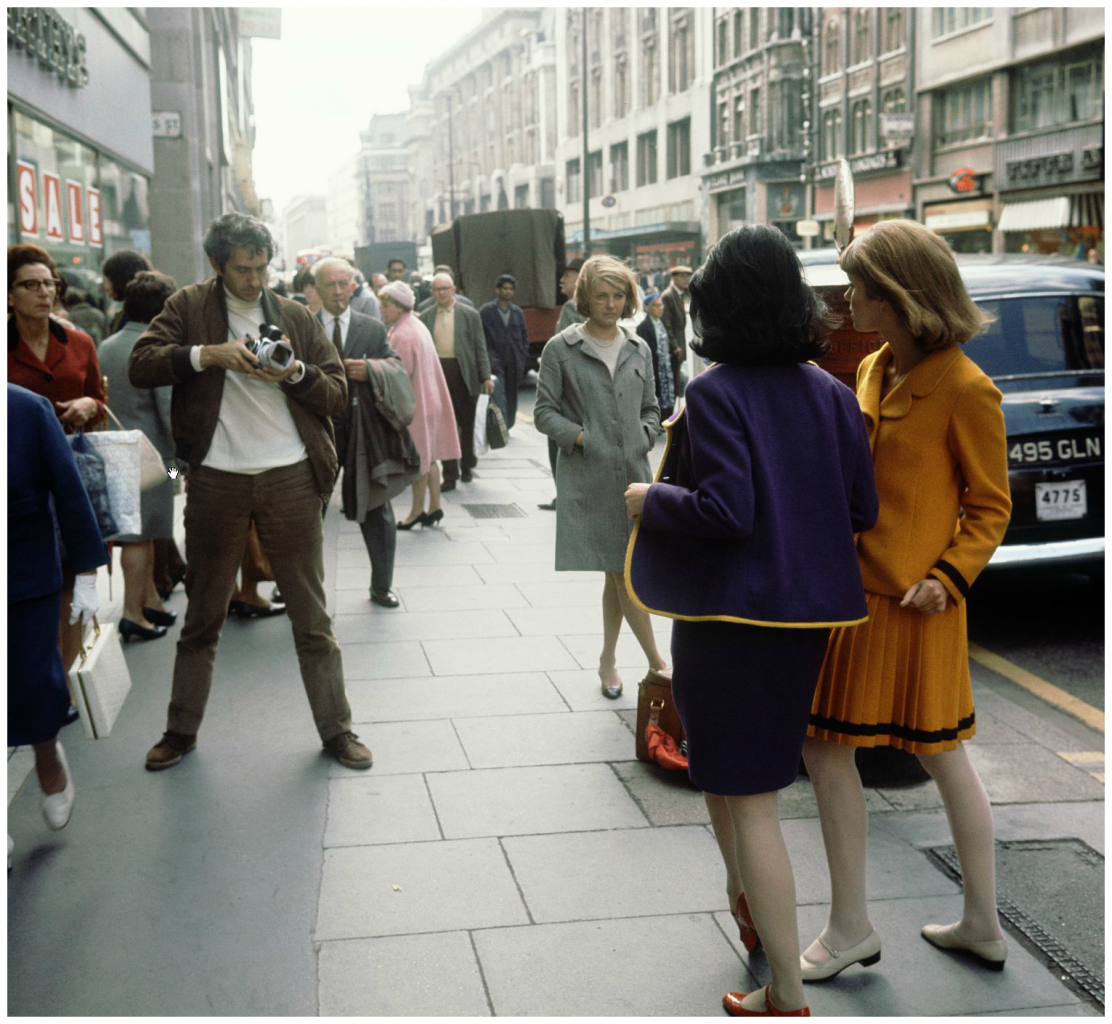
[378,281,462,528]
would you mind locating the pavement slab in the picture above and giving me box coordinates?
[474,914,754,1016]
[453,710,635,769]
[318,932,492,1016]
[514,578,607,607]
[558,629,673,670]
[315,838,529,940]
[502,825,726,923]
[473,562,569,584]
[612,759,710,825]
[423,634,580,675]
[392,583,530,612]
[348,672,568,722]
[546,668,641,711]
[333,608,519,644]
[428,763,650,838]
[333,718,470,776]
[325,774,442,846]
[391,541,497,566]
[341,640,431,680]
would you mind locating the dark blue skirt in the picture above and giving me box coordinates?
[670,619,830,795]
[8,589,69,746]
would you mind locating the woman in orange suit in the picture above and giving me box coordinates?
[800,219,1013,983]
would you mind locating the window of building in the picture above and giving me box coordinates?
[772,80,800,149]
[636,129,658,186]
[1013,49,1104,131]
[589,68,602,129]
[851,8,871,65]
[587,150,603,198]
[669,11,694,93]
[566,158,581,203]
[568,80,580,137]
[733,96,746,145]
[932,8,992,38]
[774,8,794,40]
[610,141,629,192]
[749,87,761,136]
[882,8,905,53]
[718,102,730,147]
[666,118,691,179]
[614,57,629,118]
[822,108,843,160]
[514,184,530,210]
[850,98,873,154]
[823,16,841,75]
[612,7,629,52]
[733,10,743,57]
[717,17,728,67]
[881,87,907,148]
[641,31,660,107]
[749,9,759,51]
[936,77,993,146]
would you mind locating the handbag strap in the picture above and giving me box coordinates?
[102,405,125,432]
[76,615,102,667]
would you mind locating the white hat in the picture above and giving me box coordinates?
[378,280,415,310]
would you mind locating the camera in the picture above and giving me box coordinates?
[244,323,295,370]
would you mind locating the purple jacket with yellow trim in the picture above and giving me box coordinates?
[626,361,878,627]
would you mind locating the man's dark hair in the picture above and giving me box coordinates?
[496,274,516,288]
[689,225,834,367]
[387,258,406,270]
[123,270,177,323]
[101,249,152,299]
[203,213,274,271]
[63,287,91,308]
[293,266,316,294]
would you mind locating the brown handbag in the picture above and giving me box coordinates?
[635,670,689,771]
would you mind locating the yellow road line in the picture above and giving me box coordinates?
[969,643,1105,734]
[1091,773,1105,783]
[1057,751,1105,764]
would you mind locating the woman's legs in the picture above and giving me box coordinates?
[917,743,1004,941]
[708,789,807,1012]
[33,736,66,795]
[611,571,669,674]
[120,542,157,627]
[427,463,442,512]
[404,474,430,524]
[598,573,624,692]
[800,737,875,963]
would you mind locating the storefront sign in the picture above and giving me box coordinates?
[772,183,804,219]
[1081,146,1103,173]
[152,112,183,139]
[880,113,915,141]
[705,167,748,193]
[1006,153,1075,187]
[16,161,38,236]
[65,180,85,244]
[815,150,901,181]
[947,167,983,194]
[87,187,103,248]
[7,8,89,88]
[42,171,64,242]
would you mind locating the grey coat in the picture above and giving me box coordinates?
[98,321,174,459]
[534,324,660,571]
[418,302,492,397]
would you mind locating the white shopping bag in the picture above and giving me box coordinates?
[81,430,143,538]
[474,392,491,456]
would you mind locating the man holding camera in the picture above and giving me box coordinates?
[129,213,373,772]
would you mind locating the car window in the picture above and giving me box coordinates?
[964,297,1104,377]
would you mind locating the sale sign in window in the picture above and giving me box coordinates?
[16,161,37,236]
[66,179,85,244]
[43,171,63,242]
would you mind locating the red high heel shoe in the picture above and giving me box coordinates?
[735,893,762,954]
[723,985,810,1017]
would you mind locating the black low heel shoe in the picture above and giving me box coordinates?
[119,619,169,643]
[143,607,177,627]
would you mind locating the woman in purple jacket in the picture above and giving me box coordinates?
[625,226,878,1017]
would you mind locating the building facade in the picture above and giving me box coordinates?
[8,7,154,293]
[324,157,362,258]
[358,113,412,245]
[555,6,711,271]
[282,194,327,262]
[914,6,1103,256]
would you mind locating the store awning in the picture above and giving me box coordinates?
[1071,193,1104,229]
[997,197,1070,233]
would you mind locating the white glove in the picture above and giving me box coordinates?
[69,573,100,626]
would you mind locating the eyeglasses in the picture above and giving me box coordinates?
[14,278,61,293]
[432,286,454,293]
[319,280,353,291]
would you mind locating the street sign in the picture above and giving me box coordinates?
[152,111,182,138]
[601,195,616,208]
[796,219,820,237]
[238,8,282,39]
[880,112,915,140]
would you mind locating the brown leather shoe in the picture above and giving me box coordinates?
[145,731,197,771]
[323,731,373,769]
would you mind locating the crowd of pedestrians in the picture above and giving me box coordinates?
[8,210,1014,1018]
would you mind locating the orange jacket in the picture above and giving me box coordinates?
[855,343,1012,604]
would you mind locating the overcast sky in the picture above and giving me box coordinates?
[250,6,485,215]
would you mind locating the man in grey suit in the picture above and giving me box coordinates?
[313,257,400,608]
[419,271,493,489]
[417,265,475,314]
[659,265,691,396]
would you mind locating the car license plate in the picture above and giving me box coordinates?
[1035,480,1088,521]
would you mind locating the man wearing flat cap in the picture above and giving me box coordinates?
[479,273,528,431]
[660,264,692,395]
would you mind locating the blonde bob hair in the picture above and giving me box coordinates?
[574,255,640,319]
[839,219,991,352]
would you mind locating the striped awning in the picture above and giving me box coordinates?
[1071,193,1104,229]
[997,197,1070,233]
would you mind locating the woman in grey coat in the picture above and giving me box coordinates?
[534,255,667,700]
[96,270,178,641]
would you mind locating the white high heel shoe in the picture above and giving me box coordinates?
[800,928,882,982]
[41,741,75,831]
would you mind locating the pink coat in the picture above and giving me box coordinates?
[387,311,461,475]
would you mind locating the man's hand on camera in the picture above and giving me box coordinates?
[246,359,301,384]
[200,337,263,374]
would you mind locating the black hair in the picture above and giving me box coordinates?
[123,270,177,323]
[689,225,834,367]
[101,249,152,298]
[63,287,91,308]
[293,267,316,293]
[387,257,406,270]
[203,213,274,271]
[496,274,516,288]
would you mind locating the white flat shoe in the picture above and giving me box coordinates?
[922,922,1007,970]
[41,741,75,831]
[800,928,882,982]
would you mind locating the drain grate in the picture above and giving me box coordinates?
[462,503,528,519]
[928,840,1104,1008]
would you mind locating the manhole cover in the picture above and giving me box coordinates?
[462,503,527,519]
[928,839,1104,1008]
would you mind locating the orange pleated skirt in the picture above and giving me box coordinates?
[807,591,976,754]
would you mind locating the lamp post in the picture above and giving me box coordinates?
[447,92,457,222]
[581,7,590,256]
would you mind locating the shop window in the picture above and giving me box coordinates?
[823,16,841,75]
[636,129,658,186]
[610,142,629,192]
[935,78,993,147]
[666,118,691,179]
[566,158,581,203]
[1013,49,1103,132]
[932,8,992,38]
[98,157,151,258]
[850,99,873,155]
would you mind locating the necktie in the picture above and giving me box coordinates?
[332,317,342,355]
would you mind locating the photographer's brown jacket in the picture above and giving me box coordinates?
[128,277,347,497]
